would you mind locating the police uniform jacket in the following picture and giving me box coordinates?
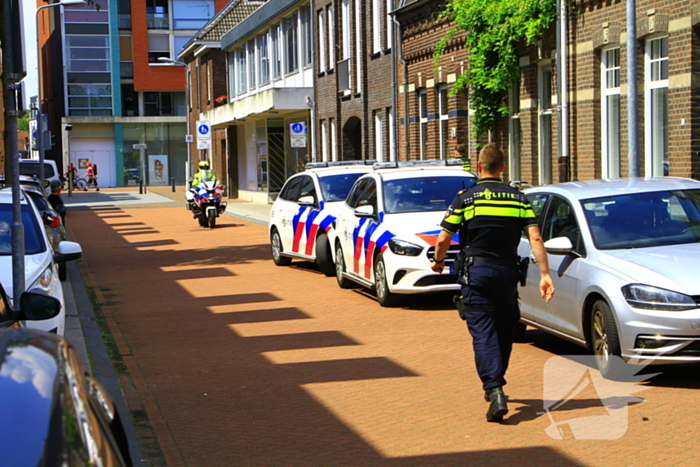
[440,177,537,263]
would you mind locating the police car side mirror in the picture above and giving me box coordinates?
[298,195,315,207]
[544,236,574,255]
[354,204,375,219]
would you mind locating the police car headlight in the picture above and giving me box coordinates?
[29,266,56,294]
[622,284,697,311]
[388,239,423,256]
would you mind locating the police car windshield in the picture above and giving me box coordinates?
[383,176,477,214]
[582,189,700,249]
[0,204,46,255]
[319,173,366,202]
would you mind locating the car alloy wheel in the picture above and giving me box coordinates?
[374,254,401,307]
[271,228,291,266]
[590,299,625,380]
[335,244,355,289]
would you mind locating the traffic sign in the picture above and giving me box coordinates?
[196,120,211,140]
[290,122,307,148]
[185,134,194,143]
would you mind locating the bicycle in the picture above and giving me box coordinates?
[62,172,89,191]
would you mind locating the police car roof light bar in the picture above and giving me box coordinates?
[306,160,377,170]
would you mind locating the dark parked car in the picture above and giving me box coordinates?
[0,285,133,466]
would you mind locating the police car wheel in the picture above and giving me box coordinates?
[374,254,401,307]
[590,299,628,381]
[271,228,291,266]
[315,233,335,276]
[334,244,355,289]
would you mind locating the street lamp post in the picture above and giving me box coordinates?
[157,57,191,183]
[35,0,86,190]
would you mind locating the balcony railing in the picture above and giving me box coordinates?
[146,15,169,29]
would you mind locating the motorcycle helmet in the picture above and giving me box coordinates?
[198,161,210,170]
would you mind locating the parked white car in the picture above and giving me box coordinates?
[517,177,700,379]
[18,159,61,196]
[0,187,82,335]
[269,161,374,275]
[330,160,477,306]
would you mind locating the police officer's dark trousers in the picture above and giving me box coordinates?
[459,263,520,391]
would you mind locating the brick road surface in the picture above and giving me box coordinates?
[65,189,700,467]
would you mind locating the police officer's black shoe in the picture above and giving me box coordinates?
[485,387,508,422]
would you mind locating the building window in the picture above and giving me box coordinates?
[327,5,335,68]
[388,107,394,161]
[386,0,392,51]
[602,47,621,178]
[248,40,256,91]
[372,0,381,53]
[173,0,215,30]
[419,89,428,160]
[438,86,449,159]
[301,6,312,67]
[330,118,337,161]
[273,23,282,79]
[374,110,383,161]
[68,84,112,116]
[258,33,270,85]
[67,35,111,72]
[508,82,521,181]
[321,119,328,161]
[143,91,185,116]
[237,47,247,94]
[148,34,170,63]
[206,61,212,102]
[318,10,326,72]
[285,15,299,74]
[341,0,350,61]
[538,62,553,185]
[355,0,361,91]
[646,36,669,176]
[146,0,169,29]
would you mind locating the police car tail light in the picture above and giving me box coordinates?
[388,239,423,256]
[30,266,55,294]
[622,284,697,311]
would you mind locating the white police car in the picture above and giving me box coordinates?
[0,187,82,335]
[330,160,477,306]
[269,161,374,275]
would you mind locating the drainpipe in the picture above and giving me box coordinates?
[390,10,397,162]
[393,15,408,161]
[310,0,317,162]
[556,0,569,182]
[627,0,639,177]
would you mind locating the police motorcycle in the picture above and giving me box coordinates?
[186,162,227,228]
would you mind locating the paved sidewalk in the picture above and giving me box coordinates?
[60,187,271,466]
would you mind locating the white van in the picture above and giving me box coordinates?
[18,160,61,195]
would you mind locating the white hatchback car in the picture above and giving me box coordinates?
[269,161,374,275]
[0,187,82,335]
[330,160,477,306]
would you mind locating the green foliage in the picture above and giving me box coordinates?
[17,112,30,133]
[436,0,557,139]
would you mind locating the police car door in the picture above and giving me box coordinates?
[295,175,320,258]
[517,192,550,323]
[335,178,371,282]
[275,176,303,255]
[533,195,584,339]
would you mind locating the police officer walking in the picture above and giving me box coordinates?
[430,143,554,422]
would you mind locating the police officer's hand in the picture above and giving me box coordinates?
[540,274,555,303]
[430,261,445,273]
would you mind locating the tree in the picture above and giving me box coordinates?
[17,111,29,133]
[436,0,557,140]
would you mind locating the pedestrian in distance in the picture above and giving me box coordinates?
[430,143,555,423]
[454,142,472,171]
[85,162,99,191]
[48,179,67,225]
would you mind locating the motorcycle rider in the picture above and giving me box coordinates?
[192,160,217,186]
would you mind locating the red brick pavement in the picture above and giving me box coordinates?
[66,198,700,467]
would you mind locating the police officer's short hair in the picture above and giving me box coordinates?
[478,143,505,173]
[50,180,62,193]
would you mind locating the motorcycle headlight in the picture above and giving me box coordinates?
[388,239,423,256]
[622,284,697,311]
[29,266,55,294]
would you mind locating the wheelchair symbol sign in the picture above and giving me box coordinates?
[197,122,211,137]
[290,122,306,135]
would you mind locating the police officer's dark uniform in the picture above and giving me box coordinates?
[439,177,537,421]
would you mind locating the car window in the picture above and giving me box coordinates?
[383,175,475,214]
[542,196,585,256]
[346,178,370,209]
[299,176,317,202]
[319,173,366,202]
[19,163,55,179]
[0,204,46,255]
[26,191,51,212]
[584,189,700,249]
[279,176,303,201]
[358,179,377,210]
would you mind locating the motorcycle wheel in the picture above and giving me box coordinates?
[198,216,208,227]
[207,209,216,228]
